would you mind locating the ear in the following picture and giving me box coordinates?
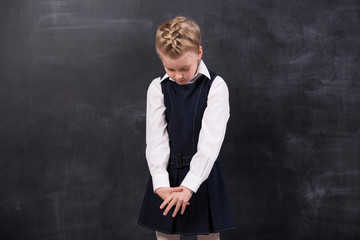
[198,46,203,60]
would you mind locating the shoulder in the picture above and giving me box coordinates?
[147,77,163,97]
[211,75,228,89]
[206,66,226,87]
[148,77,162,90]
[208,75,229,98]
[212,75,225,84]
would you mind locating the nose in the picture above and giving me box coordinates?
[174,72,183,80]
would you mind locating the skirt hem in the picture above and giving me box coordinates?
[138,221,235,236]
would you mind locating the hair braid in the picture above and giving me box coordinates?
[156,16,201,59]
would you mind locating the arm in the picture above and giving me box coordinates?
[145,78,171,191]
[181,76,230,193]
[147,79,187,203]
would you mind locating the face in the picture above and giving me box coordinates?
[160,47,203,85]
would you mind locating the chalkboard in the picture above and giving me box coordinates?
[0,0,359,239]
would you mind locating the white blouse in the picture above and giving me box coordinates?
[145,60,230,193]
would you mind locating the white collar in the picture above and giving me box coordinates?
[160,60,211,83]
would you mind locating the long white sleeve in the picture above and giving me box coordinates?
[145,77,170,191]
[180,76,230,193]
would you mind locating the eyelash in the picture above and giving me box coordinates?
[168,68,189,72]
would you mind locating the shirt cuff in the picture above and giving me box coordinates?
[152,173,170,192]
[180,172,203,193]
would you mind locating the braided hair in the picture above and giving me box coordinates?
[156,16,201,59]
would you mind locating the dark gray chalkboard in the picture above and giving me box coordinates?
[1,0,359,239]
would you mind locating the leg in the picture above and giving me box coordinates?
[155,231,181,240]
[197,233,220,240]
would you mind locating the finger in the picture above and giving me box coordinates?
[181,202,188,215]
[163,199,176,216]
[170,187,182,193]
[172,202,182,217]
[160,196,172,209]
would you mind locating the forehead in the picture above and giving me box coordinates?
[160,51,198,69]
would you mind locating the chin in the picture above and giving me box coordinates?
[176,79,188,85]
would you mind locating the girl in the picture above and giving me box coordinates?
[138,16,234,240]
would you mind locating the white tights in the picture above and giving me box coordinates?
[155,231,220,240]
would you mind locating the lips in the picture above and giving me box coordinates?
[176,79,187,85]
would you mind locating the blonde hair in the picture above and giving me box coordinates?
[156,16,201,59]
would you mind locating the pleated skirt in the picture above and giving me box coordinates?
[138,161,235,236]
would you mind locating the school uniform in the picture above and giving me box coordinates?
[138,61,234,236]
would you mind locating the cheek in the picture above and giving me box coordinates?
[185,70,193,78]
[186,66,197,77]
[166,70,175,77]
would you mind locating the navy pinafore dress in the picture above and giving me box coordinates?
[138,71,234,235]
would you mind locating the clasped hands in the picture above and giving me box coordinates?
[155,186,193,217]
